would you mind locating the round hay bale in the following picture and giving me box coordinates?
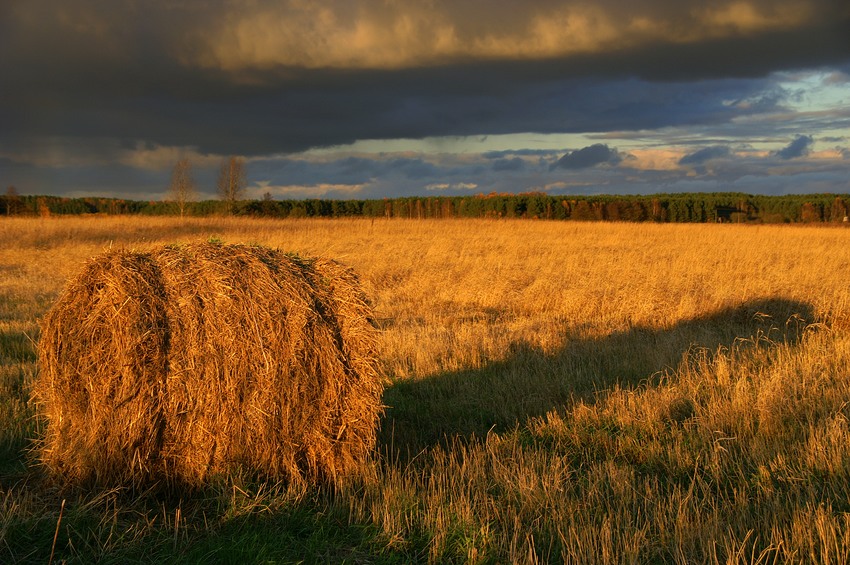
[34,242,384,489]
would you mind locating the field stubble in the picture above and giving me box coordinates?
[1,216,850,563]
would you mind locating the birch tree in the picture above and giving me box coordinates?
[217,156,246,215]
[5,186,21,217]
[168,158,197,219]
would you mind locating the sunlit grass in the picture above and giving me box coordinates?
[1,215,849,563]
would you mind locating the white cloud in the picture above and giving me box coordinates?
[531,181,598,192]
[250,180,368,199]
[424,182,478,191]
[621,149,687,171]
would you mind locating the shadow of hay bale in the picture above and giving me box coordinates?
[34,242,384,490]
[379,297,815,460]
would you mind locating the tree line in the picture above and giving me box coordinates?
[3,187,849,224]
[5,155,847,224]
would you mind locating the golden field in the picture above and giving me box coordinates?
[1,215,850,563]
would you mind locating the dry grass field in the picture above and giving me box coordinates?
[1,215,850,563]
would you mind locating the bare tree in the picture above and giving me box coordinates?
[168,159,197,219]
[217,156,246,215]
[5,186,21,217]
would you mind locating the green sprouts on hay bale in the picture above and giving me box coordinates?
[34,242,383,489]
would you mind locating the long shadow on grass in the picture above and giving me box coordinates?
[378,297,813,461]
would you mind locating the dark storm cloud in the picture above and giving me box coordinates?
[777,135,814,159]
[2,159,184,199]
[248,155,474,189]
[679,146,733,165]
[551,145,622,170]
[1,0,849,162]
[1,74,783,160]
[492,158,526,172]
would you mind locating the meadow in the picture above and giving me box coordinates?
[1,215,849,563]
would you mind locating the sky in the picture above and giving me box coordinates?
[1,0,849,201]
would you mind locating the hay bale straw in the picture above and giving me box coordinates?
[34,242,383,489]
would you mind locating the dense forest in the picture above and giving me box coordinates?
[2,191,849,224]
